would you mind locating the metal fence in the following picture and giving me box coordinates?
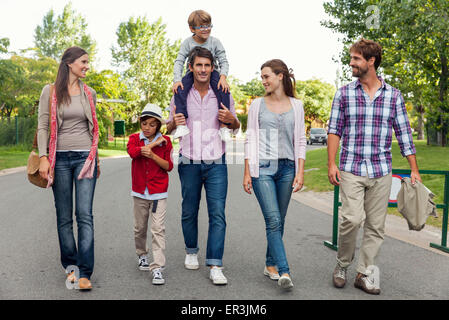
[0,116,37,146]
[324,169,449,254]
[426,125,449,147]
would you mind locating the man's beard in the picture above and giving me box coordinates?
[352,66,368,78]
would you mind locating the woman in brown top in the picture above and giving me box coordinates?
[38,46,99,290]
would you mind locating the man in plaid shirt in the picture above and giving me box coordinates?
[327,39,421,295]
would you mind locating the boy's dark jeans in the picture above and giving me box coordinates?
[174,70,231,124]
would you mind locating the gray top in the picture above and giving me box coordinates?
[258,98,295,161]
[37,81,97,157]
[173,35,229,82]
[57,95,92,151]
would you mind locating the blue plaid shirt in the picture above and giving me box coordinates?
[328,77,416,178]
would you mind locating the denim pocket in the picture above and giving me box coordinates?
[259,159,278,175]
[259,159,271,168]
[286,160,295,168]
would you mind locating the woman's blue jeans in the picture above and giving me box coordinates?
[52,151,97,279]
[251,159,295,276]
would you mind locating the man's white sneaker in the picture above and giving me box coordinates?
[278,274,294,289]
[151,268,165,285]
[138,255,150,271]
[219,127,232,142]
[210,266,228,285]
[184,254,199,270]
[173,125,190,139]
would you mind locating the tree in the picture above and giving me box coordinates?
[34,2,97,61]
[11,54,58,115]
[227,76,249,112]
[84,69,137,144]
[0,59,26,121]
[0,55,58,120]
[322,0,449,145]
[112,16,180,116]
[0,37,9,54]
[296,79,336,128]
[240,78,265,100]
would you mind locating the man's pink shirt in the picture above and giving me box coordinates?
[168,85,236,161]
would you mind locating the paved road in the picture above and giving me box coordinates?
[1,145,449,300]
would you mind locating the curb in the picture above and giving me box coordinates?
[0,155,129,177]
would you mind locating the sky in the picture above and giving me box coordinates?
[0,0,343,85]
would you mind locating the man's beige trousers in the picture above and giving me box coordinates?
[337,171,392,275]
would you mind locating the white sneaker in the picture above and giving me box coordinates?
[184,254,199,270]
[278,274,294,289]
[218,127,232,142]
[173,125,190,139]
[151,267,165,285]
[138,255,150,271]
[210,266,228,285]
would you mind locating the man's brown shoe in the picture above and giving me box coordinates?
[333,264,347,288]
[354,273,380,295]
[78,278,92,290]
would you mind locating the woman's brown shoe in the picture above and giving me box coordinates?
[66,271,77,283]
[78,278,92,290]
[263,266,280,280]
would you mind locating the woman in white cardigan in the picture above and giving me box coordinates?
[243,59,306,289]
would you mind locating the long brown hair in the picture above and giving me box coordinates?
[54,46,88,107]
[261,59,296,98]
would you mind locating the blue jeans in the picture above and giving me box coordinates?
[52,151,97,279]
[178,154,227,266]
[251,159,295,275]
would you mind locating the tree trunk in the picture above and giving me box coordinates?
[439,51,448,146]
[417,111,424,140]
[415,104,425,140]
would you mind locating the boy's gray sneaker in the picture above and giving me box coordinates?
[333,264,347,288]
[152,268,165,285]
[138,255,150,271]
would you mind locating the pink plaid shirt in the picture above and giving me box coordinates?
[168,85,236,161]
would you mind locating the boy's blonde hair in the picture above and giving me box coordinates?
[188,10,211,27]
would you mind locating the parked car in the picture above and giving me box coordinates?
[307,128,327,145]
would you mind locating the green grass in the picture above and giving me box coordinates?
[103,135,179,151]
[0,145,30,170]
[304,140,448,228]
[98,148,128,158]
[0,134,178,171]
[0,144,127,171]
[104,137,129,151]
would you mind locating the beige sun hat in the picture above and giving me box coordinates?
[140,103,165,124]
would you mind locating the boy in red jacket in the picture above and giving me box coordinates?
[127,103,173,285]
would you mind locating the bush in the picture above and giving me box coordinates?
[237,114,248,133]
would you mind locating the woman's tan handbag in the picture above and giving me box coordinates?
[27,149,47,188]
[27,85,53,188]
